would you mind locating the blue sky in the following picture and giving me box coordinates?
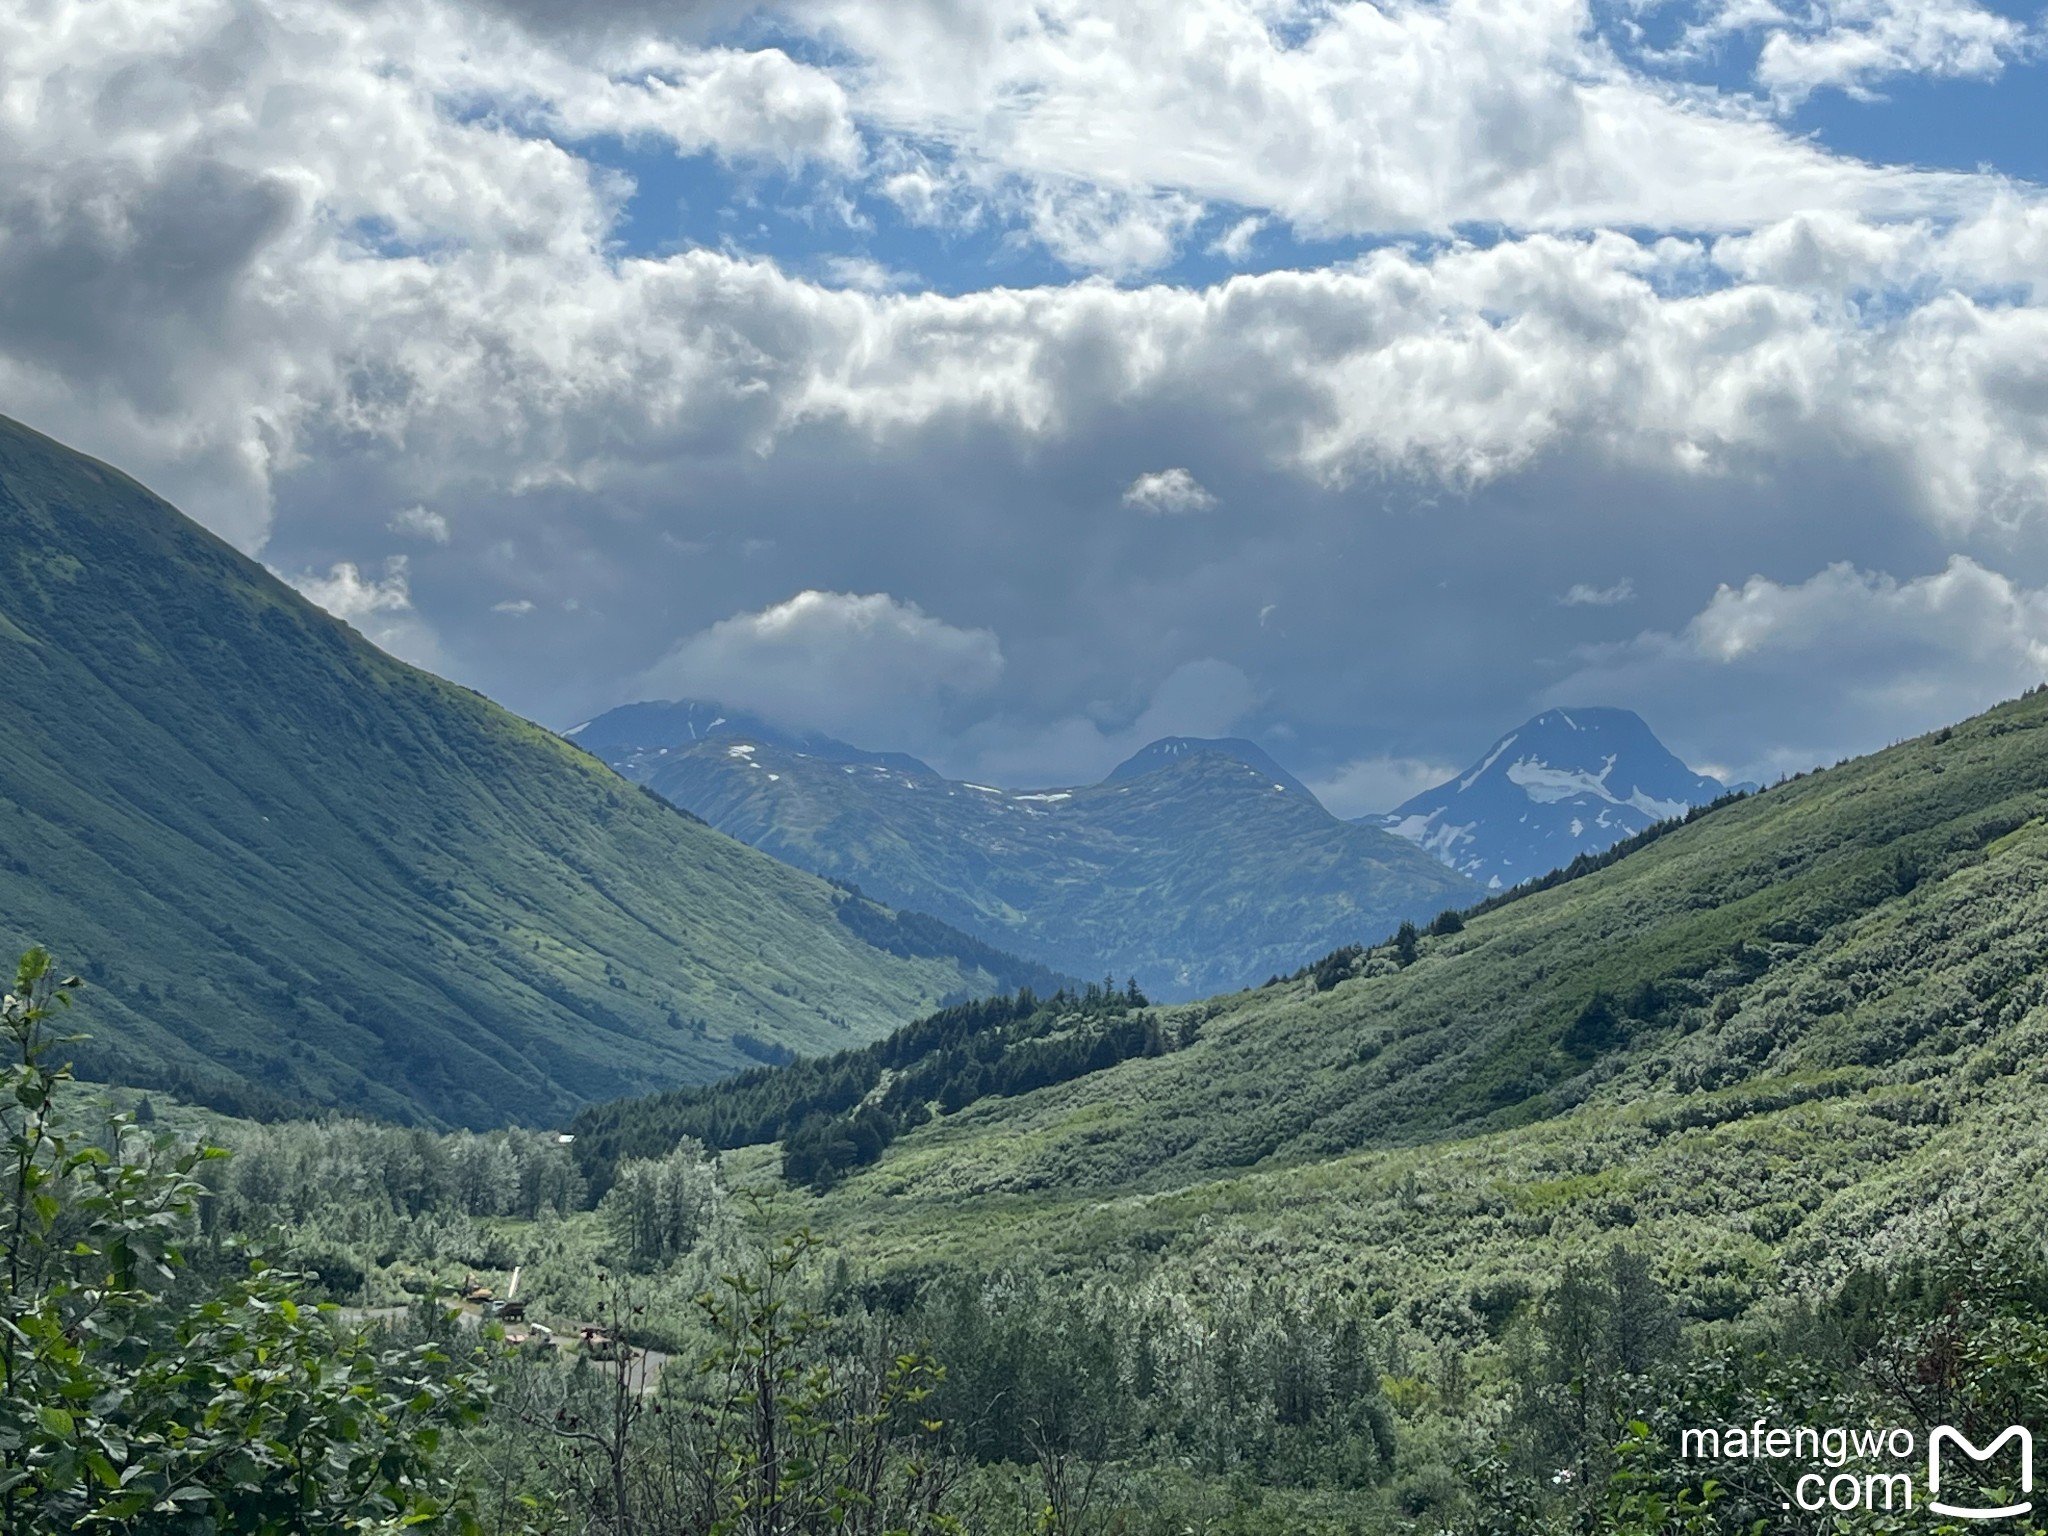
[591,20,2048,289]
[8,0,2048,808]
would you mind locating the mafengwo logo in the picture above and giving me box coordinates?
[1929,1426,2032,1521]
[1679,1421,2034,1520]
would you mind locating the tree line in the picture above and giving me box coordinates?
[569,979,1176,1193]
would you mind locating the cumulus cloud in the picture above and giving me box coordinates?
[637,590,1005,747]
[802,0,1982,254]
[5,0,2044,556]
[390,506,451,543]
[1123,468,1218,515]
[1742,0,2037,105]
[1210,215,1266,263]
[1560,578,1636,607]
[1554,557,2048,783]
[5,0,2048,788]
[819,256,917,292]
[281,556,444,667]
[287,558,414,621]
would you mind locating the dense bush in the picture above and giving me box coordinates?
[0,950,489,1534]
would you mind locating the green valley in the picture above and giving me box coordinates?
[22,680,2048,1534]
[714,686,2048,1293]
[470,682,2048,1530]
[0,415,1057,1129]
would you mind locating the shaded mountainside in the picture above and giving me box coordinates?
[0,415,1054,1129]
[1372,707,1743,890]
[602,730,1476,999]
[585,686,2048,1322]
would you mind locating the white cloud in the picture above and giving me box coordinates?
[5,0,2045,560]
[1305,754,1461,818]
[5,0,2048,784]
[1745,0,2036,105]
[1686,557,2048,669]
[288,557,414,621]
[281,556,445,667]
[799,0,1984,257]
[508,43,864,170]
[390,505,451,543]
[1123,467,1218,515]
[1020,183,1206,276]
[1554,556,2048,782]
[1209,215,1266,263]
[1560,577,1636,606]
[819,256,916,292]
[637,590,1005,745]
[493,598,536,614]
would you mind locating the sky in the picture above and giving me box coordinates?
[7,0,2048,813]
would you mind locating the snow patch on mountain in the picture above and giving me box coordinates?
[1367,708,1746,891]
[1460,734,1517,792]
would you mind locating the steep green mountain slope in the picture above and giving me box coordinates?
[0,414,1054,1128]
[623,736,1475,998]
[588,686,2048,1319]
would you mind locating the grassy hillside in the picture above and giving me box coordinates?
[136,690,2048,1531]
[0,414,1054,1128]
[587,685,2048,1322]
[636,738,1476,999]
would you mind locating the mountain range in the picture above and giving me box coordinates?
[578,700,1746,995]
[580,681,2048,1335]
[567,699,937,779]
[0,414,1056,1128]
[1371,706,1748,889]
[578,710,1475,999]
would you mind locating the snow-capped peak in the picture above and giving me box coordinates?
[1365,707,1743,890]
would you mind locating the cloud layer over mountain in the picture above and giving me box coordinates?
[7,0,2048,793]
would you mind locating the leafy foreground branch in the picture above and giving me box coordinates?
[0,947,491,1535]
[0,947,982,1536]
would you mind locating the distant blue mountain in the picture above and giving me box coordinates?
[1366,707,1751,891]
[571,719,1473,1001]
[568,700,937,781]
[1105,737,1317,802]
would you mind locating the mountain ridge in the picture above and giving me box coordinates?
[1103,735,1316,802]
[567,698,937,779]
[573,718,1476,998]
[0,414,1049,1128]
